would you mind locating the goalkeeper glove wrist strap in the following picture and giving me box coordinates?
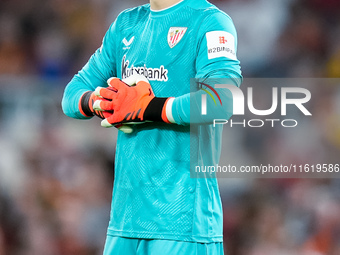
[144,97,174,123]
[79,91,93,117]
[144,97,167,122]
[80,91,108,119]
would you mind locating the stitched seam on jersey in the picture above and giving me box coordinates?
[107,229,223,240]
[202,69,242,87]
[191,126,199,238]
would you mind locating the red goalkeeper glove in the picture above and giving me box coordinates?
[93,75,174,128]
[79,90,133,133]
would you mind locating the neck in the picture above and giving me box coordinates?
[150,0,183,11]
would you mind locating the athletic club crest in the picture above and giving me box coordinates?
[167,27,187,48]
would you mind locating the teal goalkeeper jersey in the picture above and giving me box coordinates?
[62,0,241,243]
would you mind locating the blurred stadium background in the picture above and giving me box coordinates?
[1,0,340,254]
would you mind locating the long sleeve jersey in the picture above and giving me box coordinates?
[62,0,241,243]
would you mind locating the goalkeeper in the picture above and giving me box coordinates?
[62,0,242,254]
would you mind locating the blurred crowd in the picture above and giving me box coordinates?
[1,0,340,254]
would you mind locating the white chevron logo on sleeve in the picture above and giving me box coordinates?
[122,36,135,47]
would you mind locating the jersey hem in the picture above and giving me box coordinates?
[107,229,223,243]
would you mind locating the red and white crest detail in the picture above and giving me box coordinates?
[167,27,187,48]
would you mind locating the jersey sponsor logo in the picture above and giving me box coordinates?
[121,55,168,82]
[167,27,187,48]
[122,36,135,50]
[219,36,228,44]
[206,31,237,60]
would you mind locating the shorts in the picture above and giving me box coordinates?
[103,235,224,255]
